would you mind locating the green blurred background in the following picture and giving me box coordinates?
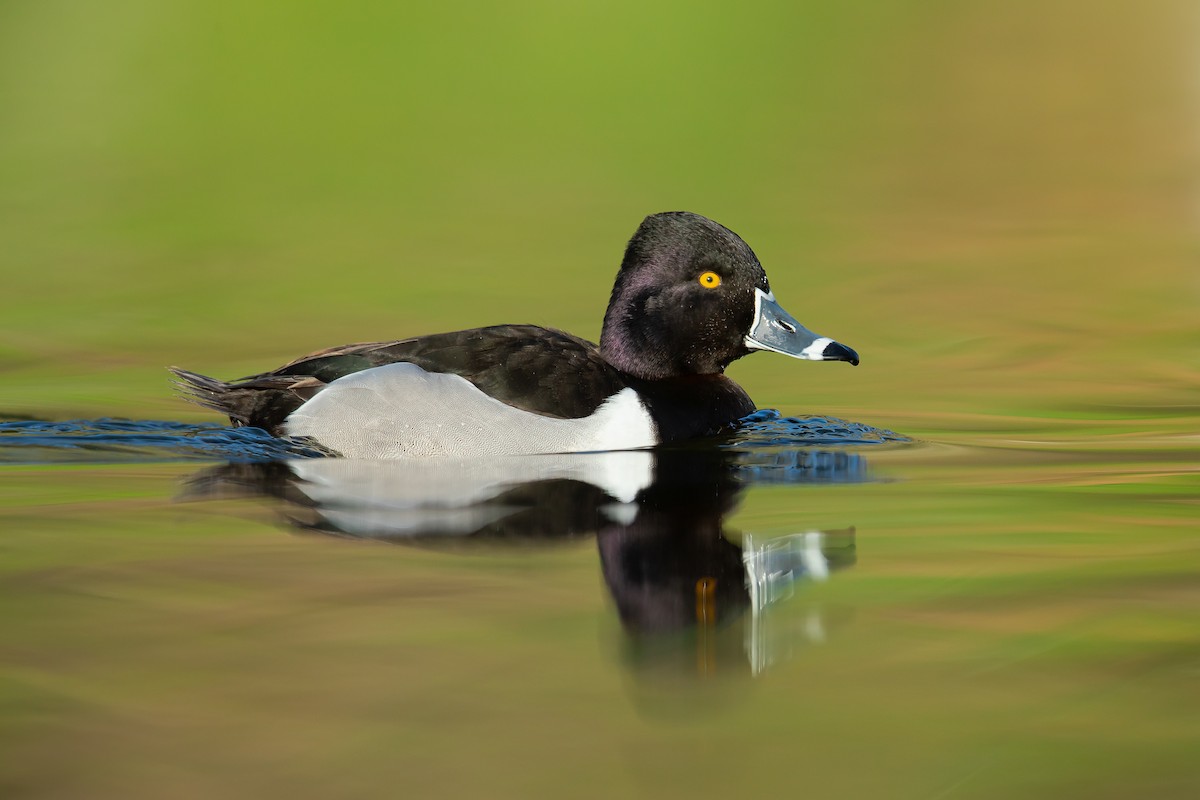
[1,0,1196,435]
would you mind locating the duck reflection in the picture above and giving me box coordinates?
[183,446,863,676]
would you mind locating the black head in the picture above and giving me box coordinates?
[600,212,859,380]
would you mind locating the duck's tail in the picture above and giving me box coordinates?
[169,367,321,433]
[169,367,252,425]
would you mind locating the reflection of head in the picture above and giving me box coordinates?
[597,451,756,717]
[599,526,750,635]
[596,448,747,633]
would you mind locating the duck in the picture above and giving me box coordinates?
[171,211,859,458]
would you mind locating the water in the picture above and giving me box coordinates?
[2,418,1195,798]
[0,419,330,462]
[0,412,906,464]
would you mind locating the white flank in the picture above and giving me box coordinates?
[284,362,657,458]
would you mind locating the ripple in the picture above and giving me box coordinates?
[729,409,910,447]
[0,418,328,463]
[0,410,909,465]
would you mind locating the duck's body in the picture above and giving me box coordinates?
[173,325,753,457]
[173,212,858,457]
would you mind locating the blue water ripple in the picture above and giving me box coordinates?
[0,410,908,465]
[0,418,327,463]
[730,409,909,447]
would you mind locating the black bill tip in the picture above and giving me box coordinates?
[823,341,860,366]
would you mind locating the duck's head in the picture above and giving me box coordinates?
[599,212,859,380]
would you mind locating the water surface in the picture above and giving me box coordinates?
[2,418,1195,799]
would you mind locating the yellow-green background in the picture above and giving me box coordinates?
[3,1,1195,436]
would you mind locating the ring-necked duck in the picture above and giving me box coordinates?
[172,211,858,457]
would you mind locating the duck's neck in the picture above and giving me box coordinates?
[624,373,756,442]
[601,315,741,381]
[600,317,689,380]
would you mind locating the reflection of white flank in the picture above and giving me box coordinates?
[800,337,834,361]
[320,505,518,537]
[587,450,653,503]
[600,502,639,525]
[287,450,653,537]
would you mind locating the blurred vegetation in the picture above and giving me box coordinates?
[0,1,1195,434]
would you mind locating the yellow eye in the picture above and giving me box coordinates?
[698,271,721,289]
